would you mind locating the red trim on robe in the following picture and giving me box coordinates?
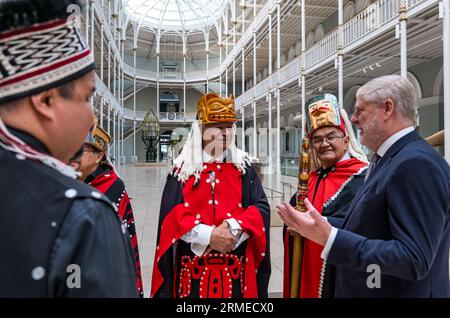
[284,158,367,298]
[151,163,267,298]
[88,165,144,297]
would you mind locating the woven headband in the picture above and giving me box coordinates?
[0,19,94,104]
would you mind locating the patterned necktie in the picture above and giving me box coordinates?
[364,153,381,182]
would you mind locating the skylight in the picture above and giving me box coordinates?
[125,0,229,32]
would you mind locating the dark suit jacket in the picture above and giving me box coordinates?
[327,131,450,297]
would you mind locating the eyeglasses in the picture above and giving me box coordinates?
[311,134,345,146]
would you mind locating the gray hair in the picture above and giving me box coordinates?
[356,75,417,124]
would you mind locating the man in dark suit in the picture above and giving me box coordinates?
[278,75,450,297]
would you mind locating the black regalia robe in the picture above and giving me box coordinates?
[0,128,138,297]
[86,162,143,297]
[151,163,271,298]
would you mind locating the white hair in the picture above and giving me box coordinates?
[356,74,417,124]
[339,108,368,163]
[172,121,251,183]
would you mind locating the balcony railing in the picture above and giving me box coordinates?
[95,74,120,111]
[305,31,338,69]
[237,0,432,108]
[343,0,399,48]
[121,109,196,122]
[104,0,432,89]
[100,0,432,111]
[159,112,196,122]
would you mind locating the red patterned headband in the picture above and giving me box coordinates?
[0,19,94,104]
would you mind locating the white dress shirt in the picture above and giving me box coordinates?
[181,150,249,256]
[321,126,415,260]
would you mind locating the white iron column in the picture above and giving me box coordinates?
[253,31,257,157]
[156,33,161,163]
[157,54,160,114]
[233,57,236,97]
[107,102,111,156]
[116,113,120,162]
[338,0,344,107]
[113,109,116,162]
[268,92,272,173]
[276,0,281,175]
[133,46,137,163]
[206,52,209,92]
[443,0,450,163]
[121,112,124,160]
[253,101,257,157]
[90,0,94,52]
[107,102,111,136]
[100,98,104,129]
[100,24,104,85]
[233,0,237,47]
[241,107,245,150]
[113,53,116,98]
[219,51,223,96]
[205,30,210,92]
[225,9,229,56]
[117,113,120,164]
[268,11,273,173]
[399,0,408,78]
[219,23,223,97]
[107,39,111,90]
[100,22,104,126]
[113,9,117,48]
[121,38,125,161]
[85,0,89,43]
[183,54,186,111]
[301,0,306,139]
[117,34,121,161]
[225,67,228,96]
[242,1,246,34]
[108,0,111,27]
[183,33,187,113]
[242,47,245,95]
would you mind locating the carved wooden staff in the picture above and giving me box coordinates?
[290,137,311,298]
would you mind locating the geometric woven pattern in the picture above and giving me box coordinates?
[0,19,94,103]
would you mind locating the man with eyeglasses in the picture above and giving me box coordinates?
[279,76,450,298]
[283,94,368,298]
[69,120,143,297]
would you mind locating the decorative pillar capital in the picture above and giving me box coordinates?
[399,0,408,20]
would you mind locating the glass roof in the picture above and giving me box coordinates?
[125,0,229,32]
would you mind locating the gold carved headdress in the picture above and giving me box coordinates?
[197,93,237,124]
[86,118,111,152]
[306,94,346,136]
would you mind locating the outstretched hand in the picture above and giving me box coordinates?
[277,198,332,246]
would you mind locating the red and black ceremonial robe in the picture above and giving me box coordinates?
[86,162,144,297]
[283,158,367,298]
[151,163,271,298]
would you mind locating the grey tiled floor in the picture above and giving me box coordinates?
[117,164,295,298]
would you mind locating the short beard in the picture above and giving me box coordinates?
[361,118,385,152]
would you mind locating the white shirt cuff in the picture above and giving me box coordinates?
[181,224,214,256]
[320,227,338,260]
[225,218,249,249]
[225,218,242,232]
